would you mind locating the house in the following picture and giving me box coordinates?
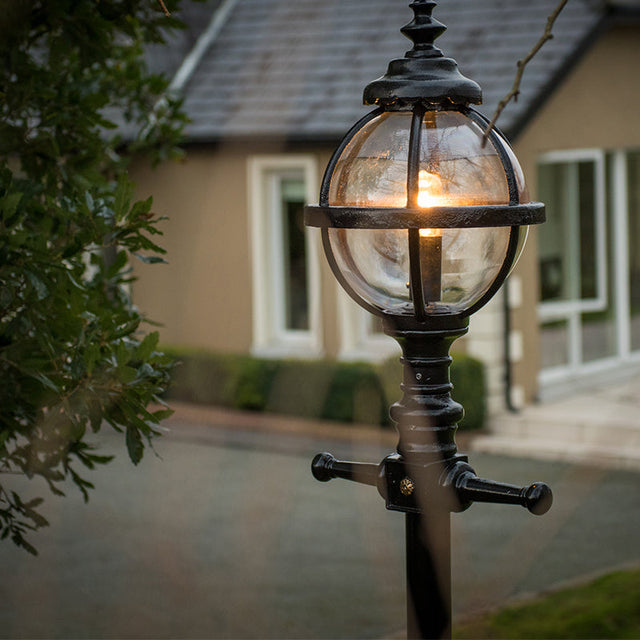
[131,0,640,422]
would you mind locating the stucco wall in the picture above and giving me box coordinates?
[131,144,339,356]
[131,145,252,353]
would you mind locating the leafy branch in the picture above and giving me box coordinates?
[0,0,184,554]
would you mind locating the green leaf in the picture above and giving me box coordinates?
[23,497,44,509]
[24,509,49,529]
[84,343,101,375]
[107,249,129,278]
[133,253,168,265]
[125,425,144,465]
[16,537,38,556]
[113,175,133,222]
[1,192,22,220]
[151,408,173,422]
[0,0,185,555]
[88,399,103,432]
[0,286,13,307]
[25,271,49,300]
[137,331,159,361]
[118,365,138,384]
[32,373,59,393]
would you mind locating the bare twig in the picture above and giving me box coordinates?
[157,0,171,16]
[483,0,569,143]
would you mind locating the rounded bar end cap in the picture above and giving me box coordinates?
[524,482,553,515]
[311,452,336,482]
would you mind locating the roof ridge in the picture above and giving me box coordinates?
[168,0,240,95]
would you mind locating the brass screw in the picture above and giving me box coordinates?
[400,477,415,496]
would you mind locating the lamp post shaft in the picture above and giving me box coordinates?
[406,512,451,640]
[384,318,466,640]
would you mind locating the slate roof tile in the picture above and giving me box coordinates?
[176,0,607,141]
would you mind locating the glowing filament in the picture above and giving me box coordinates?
[417,169,443,238]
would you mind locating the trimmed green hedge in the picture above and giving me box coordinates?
[163,348,486,430]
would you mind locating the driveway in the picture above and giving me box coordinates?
[0,412,638,639]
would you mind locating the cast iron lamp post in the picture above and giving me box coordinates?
[305,2,552,639]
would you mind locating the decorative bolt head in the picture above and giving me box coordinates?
[400,477,415,496]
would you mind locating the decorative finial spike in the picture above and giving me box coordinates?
[401,1,446,58]
[362,0,482,107]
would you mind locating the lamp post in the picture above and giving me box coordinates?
[305,2,552,639]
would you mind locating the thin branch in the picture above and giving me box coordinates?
[483,0,569,143]
[157,0,171,17]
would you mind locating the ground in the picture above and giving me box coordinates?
[0,410,638,639]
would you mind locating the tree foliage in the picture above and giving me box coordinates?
[0,0,186,554]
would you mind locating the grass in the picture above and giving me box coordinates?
[454,568,640,639]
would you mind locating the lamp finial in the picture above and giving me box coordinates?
[363,1,481,108]
[401,1,446,59]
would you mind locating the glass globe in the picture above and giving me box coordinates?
[325,110,528,316]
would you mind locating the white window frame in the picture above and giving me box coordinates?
[537,149,607,382]
[612,149,632,358]
[248,155,322,358]
[337,289,399,363]
[538,149,608,323]
[537,148,640,393]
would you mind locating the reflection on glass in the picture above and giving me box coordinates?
[540,319,570,369]
[582,309,616,363]
[538,163,568,302]
[538,161,598,304]
[280,177,309,331]
[579,163,597,300]
[327,110,519,315]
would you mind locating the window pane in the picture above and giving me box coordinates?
[578,162,597,300]
[538,163,569,302]
[628,151,640,351]
[583,164,615,363]
[280,177,309,331]
[538,160,598,304]
[582,309,616,362]
[540,319,570,369]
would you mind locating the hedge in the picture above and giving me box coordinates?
[163,347,486,431]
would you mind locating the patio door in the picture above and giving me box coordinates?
[537,149,640,392]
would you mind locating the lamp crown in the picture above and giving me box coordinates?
[363,1,482,108]
[401,1,446,59]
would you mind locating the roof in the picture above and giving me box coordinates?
[173,0,611,142]
[145,0,224,81]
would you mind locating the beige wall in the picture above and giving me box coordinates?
[131,143,340,356]
[512,24,640,400]
[132,145,252,353]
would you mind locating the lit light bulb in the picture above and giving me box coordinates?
[417,170,443,208]
[417,169,443,238]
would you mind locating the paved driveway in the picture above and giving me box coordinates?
[0,417,638,639]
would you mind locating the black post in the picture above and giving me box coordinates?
[384,316,468,640]
[406,512,451,640]
[309,314,551,640]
